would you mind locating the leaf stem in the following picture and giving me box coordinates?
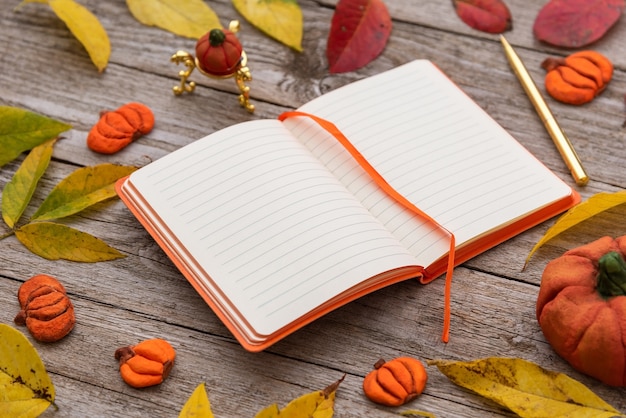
[0,230,15,240]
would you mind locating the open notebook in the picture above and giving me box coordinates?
[116,60,579,352]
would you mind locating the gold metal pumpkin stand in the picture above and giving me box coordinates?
[170,21,254,113]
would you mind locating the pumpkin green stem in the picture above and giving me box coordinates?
[597,251,626,298]
[208,29,226,47]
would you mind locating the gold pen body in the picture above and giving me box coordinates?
[500,36,588,186]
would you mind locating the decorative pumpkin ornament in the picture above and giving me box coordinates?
[537,235,626,386]
[115,338,176,388]
[171,20,254,112]
[362,357,428,406]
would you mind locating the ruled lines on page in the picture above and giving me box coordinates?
[288,60,572,265]
[128,120,418,335]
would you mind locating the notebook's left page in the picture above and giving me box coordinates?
[120,119,420,342]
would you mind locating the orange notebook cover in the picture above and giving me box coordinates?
[116,60,579,352]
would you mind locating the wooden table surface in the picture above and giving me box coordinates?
[2,0,626,416]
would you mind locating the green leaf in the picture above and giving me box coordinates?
[526,190,626,265]
[428,357,624,418]
[178,383,214,418]
[0,106,71,168]
[126,0,221,39]
[48,0,111,72]
[0,324,55,417]
[2,139,56,229]
[233,0,303,51]
[31,164,136,222]
[15,222,125,262]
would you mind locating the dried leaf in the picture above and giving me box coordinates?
[0,106,71,169]
[400,410,437,418]
[178,383,214,418]
[22,0,111,72]
[428,357,624,418]
[15,221,125,262]
[31,164,137,222]
[2,139,56,229]
[232,0,303,51]
[533,0,625,48]
[525,191,626,265]
[126,0,221,39]
[0,324,56,417]
[326,0,392,74]
[452,0,512,33]
[254,376,344,418]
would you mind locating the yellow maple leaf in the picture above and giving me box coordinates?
[178,383,214,418]
[126,0,221,39]
[429,357,625,418]
[255,375,344,418]
[525,190,626,265]
[233,0,303,51]
[0,324,56,417]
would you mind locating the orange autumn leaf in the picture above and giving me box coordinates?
[525,190,626,265]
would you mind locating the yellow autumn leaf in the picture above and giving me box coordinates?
[428,357,625,418]
[525,190,626,265]
[31,164,137,222]
[126,0,221,39]
[178,383,214,418]
[15,221,125,262]
[233,0,303,51]
[255,376,344,418]
[0,324,56,417]
[18,0,111,72]
[0,106,70,168]
[2,139,56,229]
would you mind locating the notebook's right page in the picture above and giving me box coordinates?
[285,60,577,274]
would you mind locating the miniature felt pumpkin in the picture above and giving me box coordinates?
[362,357,427,406]
[195,28,243,76]
[541,51,613,105]
[14,274,76,342]
[114,338,176,388]
[87,102,154,154]
[536,235,626,386]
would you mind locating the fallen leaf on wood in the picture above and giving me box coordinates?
[15,221,126,262]
[525,190,626,265]
[452,0,512,33]
[533,0,625,48]
[233,0,303,51]
[0,324,56,417]
[178,382,214,417]
[126,0,221,39]
[31,164,137,222]
[19,0,111,71]
[2,139,56,229]
[255,375,344,418]
[429,357,624,417]
[326,0,392,73]
[0,106,70,169]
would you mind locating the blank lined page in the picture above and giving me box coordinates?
[126,120,418,336]
[285,60,573,266]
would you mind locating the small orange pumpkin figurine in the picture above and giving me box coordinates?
[363,357,427,406]
[195,28,243,77]
[87,102,154,154]
[115,338,176,388]
[14,274,75,342]
[541,51,613,105]
[537,236,626,386]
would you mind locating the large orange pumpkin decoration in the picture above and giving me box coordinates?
[536,235,626,386]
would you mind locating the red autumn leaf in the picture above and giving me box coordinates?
[533,0,625,48]
[453,0,512,33]
[326,0,392,74]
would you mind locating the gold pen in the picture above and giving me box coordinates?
[500,35,589,186]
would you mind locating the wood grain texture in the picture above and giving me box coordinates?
[1,0,625,416]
